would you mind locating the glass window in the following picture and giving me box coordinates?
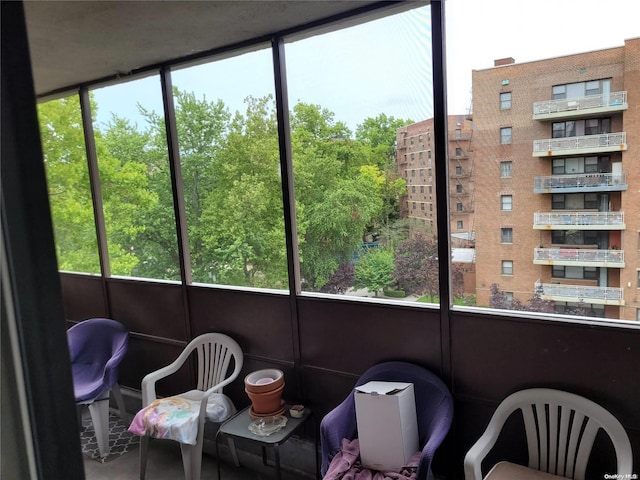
[38,96,101,274]
[502,260,513,275]
[456,184,463,193]
[584,156,599,173]
[552,84,566,100]
[501,195,512,211]
[456,166,463,175]
[457,221,463,230]
[552,194,565,210]
[500,161,512,178]
[500,127,512,144]
[92,76,181,281]
[500,92,512,109]
[637,270,640,288]
[456,202,463,211]
[172,47,287,288]
[552,159,565,174]
[585,80,601,96]
[584,193,598,209]
[455,147,462,156]
[501,228,513,243]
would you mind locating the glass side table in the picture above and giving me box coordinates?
[215,406,318,480]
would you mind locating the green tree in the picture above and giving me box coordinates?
[199,95,288,287]
[38,96,101,273]
[354,247,394,296]
[39,96,154,276]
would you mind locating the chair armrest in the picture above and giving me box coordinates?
[463,415,508,480]
[141,349,195,406]
[320,396,358,476]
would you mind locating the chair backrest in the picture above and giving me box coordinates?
[67,318,129,398]
[494,388,633,480]
[184,333,243,394]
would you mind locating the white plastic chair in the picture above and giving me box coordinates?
[137,333,243,480]
[464,388,633,480]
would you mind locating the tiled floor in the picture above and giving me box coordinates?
[83,438,312,480]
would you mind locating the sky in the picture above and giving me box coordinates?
[93,0,639,132]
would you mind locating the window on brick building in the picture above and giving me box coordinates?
[457,221,463,230]
[501,228,513,243]
[500,127,512,144]
[500,161,512,178]
[637,270,640,288]
[456,184,463,193]
[500,92,512,109]
[502,260,513,275]
[456,202,463,211]
[456,166,462,175]
[455,147,462,156]
[501,195,512,211]
[552,266,598,280]
[420,203,425,211]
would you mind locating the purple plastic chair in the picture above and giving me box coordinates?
[67,318,129,458]
[320,361,453,480]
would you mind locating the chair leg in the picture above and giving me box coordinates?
[139,436,149,480]
[180,440,204,480]
[88,399,110,458]
[112,383,129,422]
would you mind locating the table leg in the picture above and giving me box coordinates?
[274,444,281,480]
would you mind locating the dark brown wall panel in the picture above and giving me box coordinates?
[60,273,107,320]
[298,297,442,375]
[188,286,293,362]
[107,279,187,341]
[121,336,189,394]
[451,311,640,476]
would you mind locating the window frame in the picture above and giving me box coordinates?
[500,91,512,109]
[500,127,512,145]
[501,227,513,243]
[501,260,513,276]
[501,194,513,211]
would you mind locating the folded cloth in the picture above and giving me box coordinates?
[324,438,420,480]
[128,390,236,445]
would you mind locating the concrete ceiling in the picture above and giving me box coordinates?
[24,1,420,97]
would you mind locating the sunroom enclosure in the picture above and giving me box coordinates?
[3,1,640,479]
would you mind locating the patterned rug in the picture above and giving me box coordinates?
[80,412,139,463]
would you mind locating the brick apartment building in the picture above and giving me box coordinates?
[396,115,475,243]
[471,38,640,320]
[396,115,477,295]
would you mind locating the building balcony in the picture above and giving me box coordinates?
[535,282,624,306]
[532,91,627,121]
[533,133,626,157]
[533,211,625,230]
[534,248,625,267]
[533,173,627,193]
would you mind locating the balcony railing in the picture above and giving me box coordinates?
[533,173,627,193]
[533,133,626,157]
[534,248,624,267]
[533,91,627,119]
[536,281,624,305]
[533,211,625,230]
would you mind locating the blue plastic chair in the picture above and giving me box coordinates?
[320,361,453,480]
[67,318,129,458]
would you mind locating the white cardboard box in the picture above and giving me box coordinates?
[354,381,419,472]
